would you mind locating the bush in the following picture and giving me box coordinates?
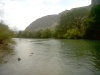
[0,23,14,45]
[64,28,82,39]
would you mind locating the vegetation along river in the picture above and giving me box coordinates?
[0,38,100,75]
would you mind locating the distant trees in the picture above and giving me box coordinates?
[41,28,51,38]
[16,5,100,39]
[16,28,52,38]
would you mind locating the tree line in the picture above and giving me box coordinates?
[16,5,100,39]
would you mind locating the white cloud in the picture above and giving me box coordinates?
[43,0,61,4]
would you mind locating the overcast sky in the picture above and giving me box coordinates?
[0,0,91,30]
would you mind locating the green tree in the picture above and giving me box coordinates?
[32,30,42,38]
[0,23,14,45]
[60,7,88,28]
[41,28,51,38]
[64,27,82,39]
[83,5,100,39]
[55,7,88,38]
[53,24,65,38]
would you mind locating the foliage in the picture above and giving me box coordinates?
[16,5,100,40]
[64,28,82,39]
[54,7,89,39]
[41,28,51,38]
[0,23,14,45]
[59,7,88,29]
[16,28,52,38]
[52,25,65,38]
[83,5,100,39]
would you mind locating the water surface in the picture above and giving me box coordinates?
[0,38,100,75]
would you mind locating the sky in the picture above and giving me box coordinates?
[0,0,91,30]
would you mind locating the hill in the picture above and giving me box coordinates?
[25,15,59,32]
[25,5,90,32]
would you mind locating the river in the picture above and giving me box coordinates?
[0,38,100,75]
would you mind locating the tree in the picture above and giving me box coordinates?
[32,30,42,38]
[83,5,100,39]
[55,7,88,38]
[0,22,14,45]
[60,7,88,29]
[41,28,51,38]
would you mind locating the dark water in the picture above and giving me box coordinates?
[0,38,100,75]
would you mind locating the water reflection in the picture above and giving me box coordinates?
[59,40,100,72]
[90,44,100,70]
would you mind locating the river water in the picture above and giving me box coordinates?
[0,38,100,75]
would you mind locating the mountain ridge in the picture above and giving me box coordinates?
[25,14,59,31]
[25,5,91,32]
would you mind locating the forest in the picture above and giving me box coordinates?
[16,5,100,39]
